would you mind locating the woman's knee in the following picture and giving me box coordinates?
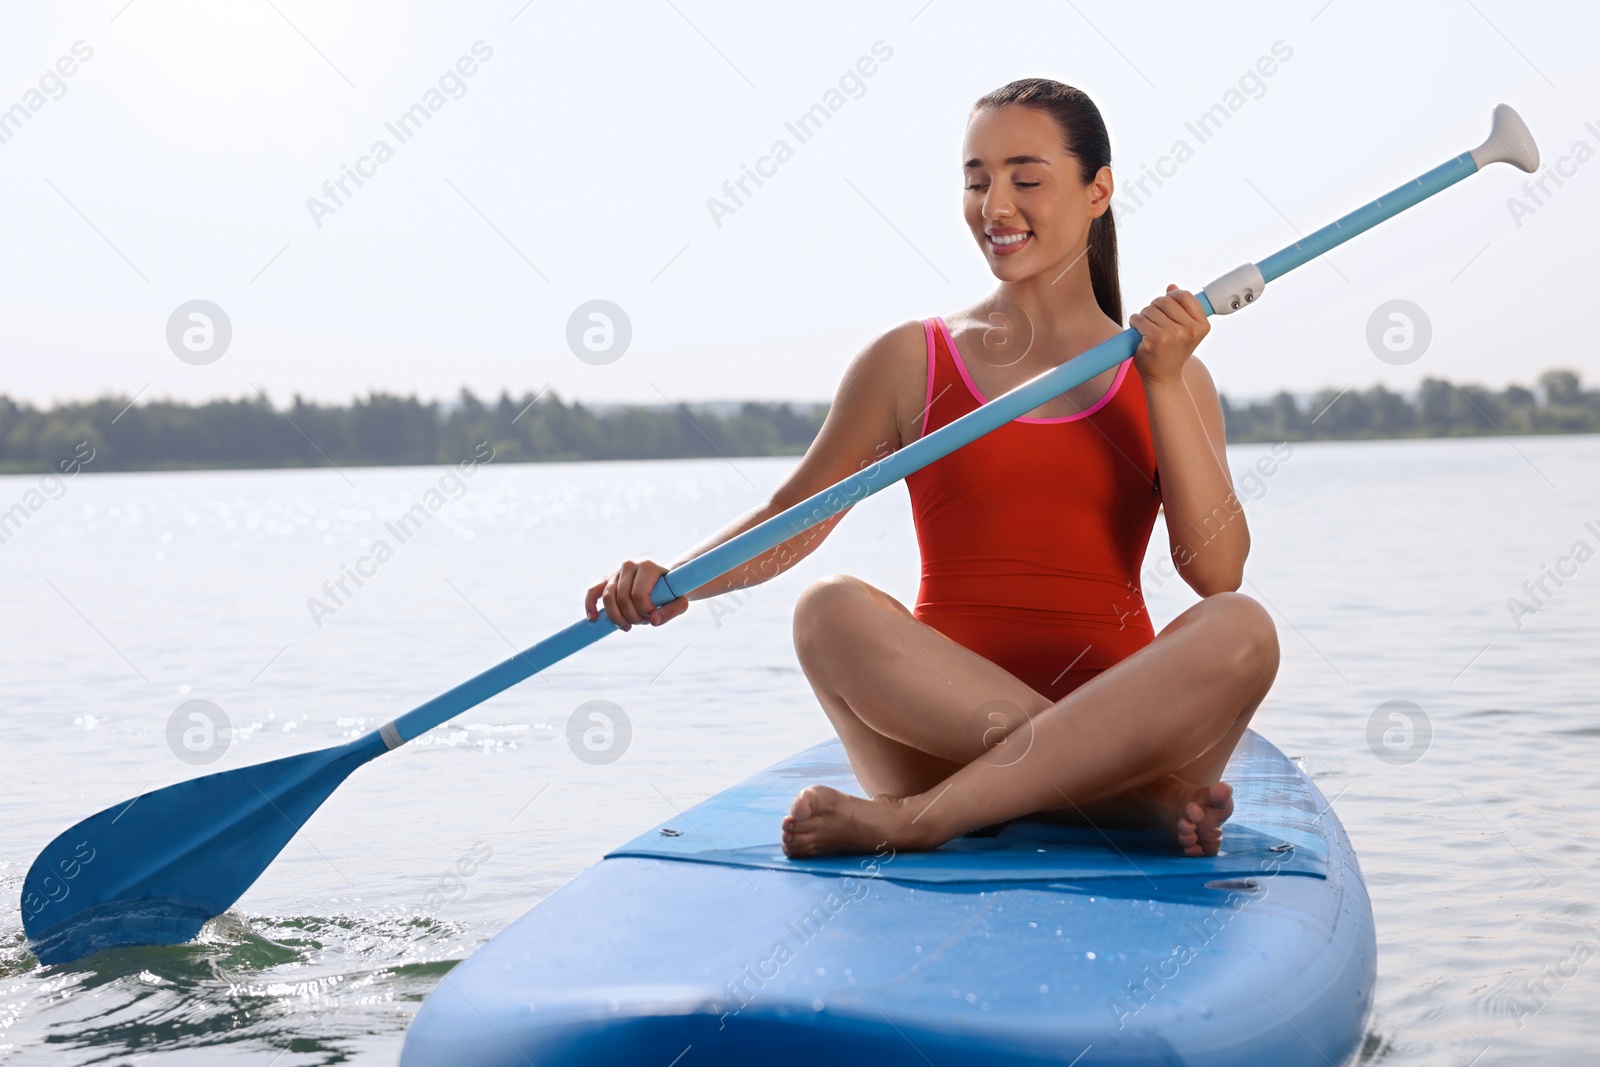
[1197,591,1280,683]
[792,573,876,661]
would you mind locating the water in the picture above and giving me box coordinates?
[1,435,1596,1065]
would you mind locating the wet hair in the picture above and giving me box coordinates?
[971,79,1121,325]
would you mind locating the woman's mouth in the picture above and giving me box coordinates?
[987,230,1032,255]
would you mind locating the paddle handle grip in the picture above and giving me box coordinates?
[374,106,1533,748]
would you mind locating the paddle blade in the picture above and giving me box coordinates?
[21,734,384,965]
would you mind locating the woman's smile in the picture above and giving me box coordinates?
[986,227,1032,254]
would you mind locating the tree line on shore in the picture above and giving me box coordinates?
[1222,368,1597,443]
[0,368,1593,473]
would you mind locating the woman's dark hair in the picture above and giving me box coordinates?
[972,79,1121,325]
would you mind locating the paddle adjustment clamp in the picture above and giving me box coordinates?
[1201,262,1266,315]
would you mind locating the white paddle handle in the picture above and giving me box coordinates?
[1470,103,1540,173]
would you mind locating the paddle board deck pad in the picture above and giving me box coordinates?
[401,730,1374,1065]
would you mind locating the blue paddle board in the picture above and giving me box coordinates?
[402,729,1374,1065]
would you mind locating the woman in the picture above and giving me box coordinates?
[585,79,1278,859]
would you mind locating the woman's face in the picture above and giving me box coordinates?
[962,105,1112,282]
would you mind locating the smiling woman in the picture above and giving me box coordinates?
[595,77,1271,864]
[960,81,1123,325]
[763,79,1270,862]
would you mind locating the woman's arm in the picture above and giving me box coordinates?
[1129,286,1248,596]
[585,320,923,630]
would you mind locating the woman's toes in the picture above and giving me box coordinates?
[789,790,815,822]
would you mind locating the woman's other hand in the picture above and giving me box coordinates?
[585,559,689,631]
[1130,284,1210,387]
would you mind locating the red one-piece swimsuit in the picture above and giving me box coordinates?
[905,317,1163,703]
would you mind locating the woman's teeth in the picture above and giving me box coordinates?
[990,232,1029,245]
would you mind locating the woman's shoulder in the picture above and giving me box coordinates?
[857,318,930,369]
[836,318,929,398]
[828,319,934,451]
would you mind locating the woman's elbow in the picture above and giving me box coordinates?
[1185,570,1243,597]
[1175,545,1248,596]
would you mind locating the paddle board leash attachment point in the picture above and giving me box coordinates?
[22,104,1538,966]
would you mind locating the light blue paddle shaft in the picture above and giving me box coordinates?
[385,151,1489,746]
[1257,154,1477,282]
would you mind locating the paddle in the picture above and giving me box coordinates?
[21,105,1538,965]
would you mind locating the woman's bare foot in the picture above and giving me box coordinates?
[782,777,1234,859]
[1141,776,1234,856]
[781,785,936,858]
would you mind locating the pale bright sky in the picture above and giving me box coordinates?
[1,0,1594,409]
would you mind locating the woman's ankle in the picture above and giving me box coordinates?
[892,790,957,850]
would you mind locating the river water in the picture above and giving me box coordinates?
[1,434,1596,1065]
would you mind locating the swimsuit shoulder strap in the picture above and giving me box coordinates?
[919,317,973,438]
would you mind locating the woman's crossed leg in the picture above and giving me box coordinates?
[782,574,1279,857]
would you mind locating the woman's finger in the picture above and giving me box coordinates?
[1140,302,1181,331]
[601,572,629,629]
[662,596,689,622]
[617,561,647,625]
[631,565,661,622]
[1169,287,1208,323]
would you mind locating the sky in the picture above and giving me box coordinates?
[0,0,1595,410]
